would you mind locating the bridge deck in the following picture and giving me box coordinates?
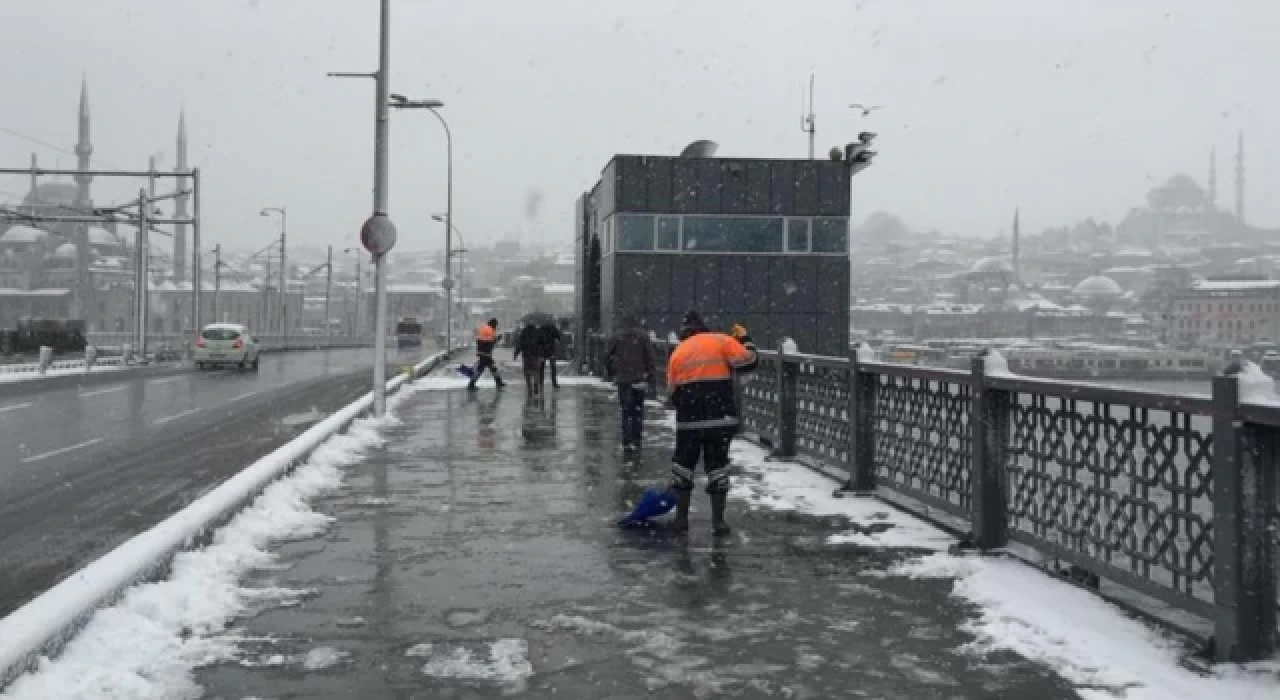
[196,378,1075,698]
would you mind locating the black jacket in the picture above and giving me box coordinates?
[513,325,542,359]
[535,324,560,357]
[606,325,656,385]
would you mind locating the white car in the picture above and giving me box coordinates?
[195,323,261,371]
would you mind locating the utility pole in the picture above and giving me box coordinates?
[212,244,221,322]
[135,188,149,359]
[325,245,333,337]
[192,169,202,333]
[278,218,287,337]
[801,73,816,160]
[263,253,273,333]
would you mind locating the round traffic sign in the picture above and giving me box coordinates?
[441,277,455,291]
[360,214,398,255]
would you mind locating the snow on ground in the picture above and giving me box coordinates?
[731,438,1280,698]
[889,554,1280,700]
[730,440,955,551]
[0,363,125,384]
[405,639,533,689]
[0,383,424,700]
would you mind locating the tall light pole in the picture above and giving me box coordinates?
[260,206,286,336]
[327,0,396,416]
[390,95,450,349]
[343,248,366,337]
[432,213,464,343]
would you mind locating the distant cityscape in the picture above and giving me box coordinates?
[2,83,1279,379]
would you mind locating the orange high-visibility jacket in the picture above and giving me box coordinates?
[667,331,758,429]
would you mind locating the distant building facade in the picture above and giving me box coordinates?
[1169,278,1280,357]
[576,152,853,355]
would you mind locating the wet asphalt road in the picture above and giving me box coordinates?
[198,379,1077,699]
[0,347,426,616]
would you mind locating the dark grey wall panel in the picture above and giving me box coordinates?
[744,161,771,214]
[670,255,697,312]
[719,256,746,313]
[790,256,817,310]
[598,160,618,219]
[642,254,672,313]
[645,157,673,212]
[792,314,818,354]
[768,257,793,313]
[616,156,648,212]
[696,159,722,213]
[815,257,850,315]
[601,255,616,335]
[695,257,721,311]
[793,161,819,215]
[743,258,771,312]
[769,161,795,214]
[818,163,849,215]
[720,161,748,214]
[672,160,698,214]
[815,312,846,357]
[615,255,649,317]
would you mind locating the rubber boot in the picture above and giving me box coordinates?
[671,490,691,533]
[710,492,731,537]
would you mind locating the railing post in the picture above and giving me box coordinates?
[774,340,798,458]
[967,351,1010,550]
[1210,367,1278,661]
[837,343,877,495]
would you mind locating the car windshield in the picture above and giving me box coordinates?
[201,328,241,341]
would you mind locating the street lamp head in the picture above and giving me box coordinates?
[431,214,445,222]
[390,93,407,105]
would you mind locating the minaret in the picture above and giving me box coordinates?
[73,76,93,209]
[173,109,189,284]
[1235,131,1245,224]
[1207,148,1217,211]
[1011,208,1020,284]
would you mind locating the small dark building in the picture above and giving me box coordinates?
[575,144,858,357]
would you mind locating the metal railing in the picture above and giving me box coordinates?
[585,333,1278,663]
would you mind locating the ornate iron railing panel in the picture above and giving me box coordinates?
[1004,393,1216,609]
[872,373,973,518]
[794,358,851,466]
[740,353,780,444]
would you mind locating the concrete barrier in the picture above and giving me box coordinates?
[0,349,456,688]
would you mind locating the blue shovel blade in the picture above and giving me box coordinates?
[618,488,678,527]
[456,364,476,379]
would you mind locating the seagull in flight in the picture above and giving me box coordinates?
[849,104,883,117]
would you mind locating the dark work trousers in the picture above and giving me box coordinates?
[670,425,736,493]
[543,354,559,387]
[617,382,646,445]
[522,353,545,395]
[469,354,503,386]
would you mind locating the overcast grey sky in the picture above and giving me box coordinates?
[0,0,1274,254]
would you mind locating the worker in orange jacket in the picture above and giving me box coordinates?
[666,311,758,535]
[467,318,506,390]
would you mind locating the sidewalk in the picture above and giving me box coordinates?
[192,376,1080,699]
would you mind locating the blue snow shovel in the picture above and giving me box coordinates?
[617,487,679,528]
[455,364,476,379]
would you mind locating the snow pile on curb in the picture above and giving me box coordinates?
[0,363,125,384]
[0,408,403,700]
[729,440,954,551]
[888,554,1280,699]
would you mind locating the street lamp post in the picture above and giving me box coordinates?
[260,207,287,338]
[326,0,394,416]
[390,95,450,350]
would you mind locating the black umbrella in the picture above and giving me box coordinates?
[520,311,555,326]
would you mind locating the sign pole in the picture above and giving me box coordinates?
[369,0,393,416]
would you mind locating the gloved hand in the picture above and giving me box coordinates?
[730,323,751,345]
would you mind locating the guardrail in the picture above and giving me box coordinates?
[584,333,1278,663]
[85,332,375,352]
[0,348,456,688]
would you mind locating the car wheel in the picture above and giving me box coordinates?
[197,361,206,370]
[251,354,260,371]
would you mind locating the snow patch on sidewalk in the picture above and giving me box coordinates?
[406,639,532,687]
[890,554,1280,699]
[0,407,404,700]
[729,440,955,551]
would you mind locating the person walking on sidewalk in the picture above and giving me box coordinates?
[666,311,757,535]
[467,318,506,391]
[605,314,656,451]
[537,320,562,389]
[513,321,545,396]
